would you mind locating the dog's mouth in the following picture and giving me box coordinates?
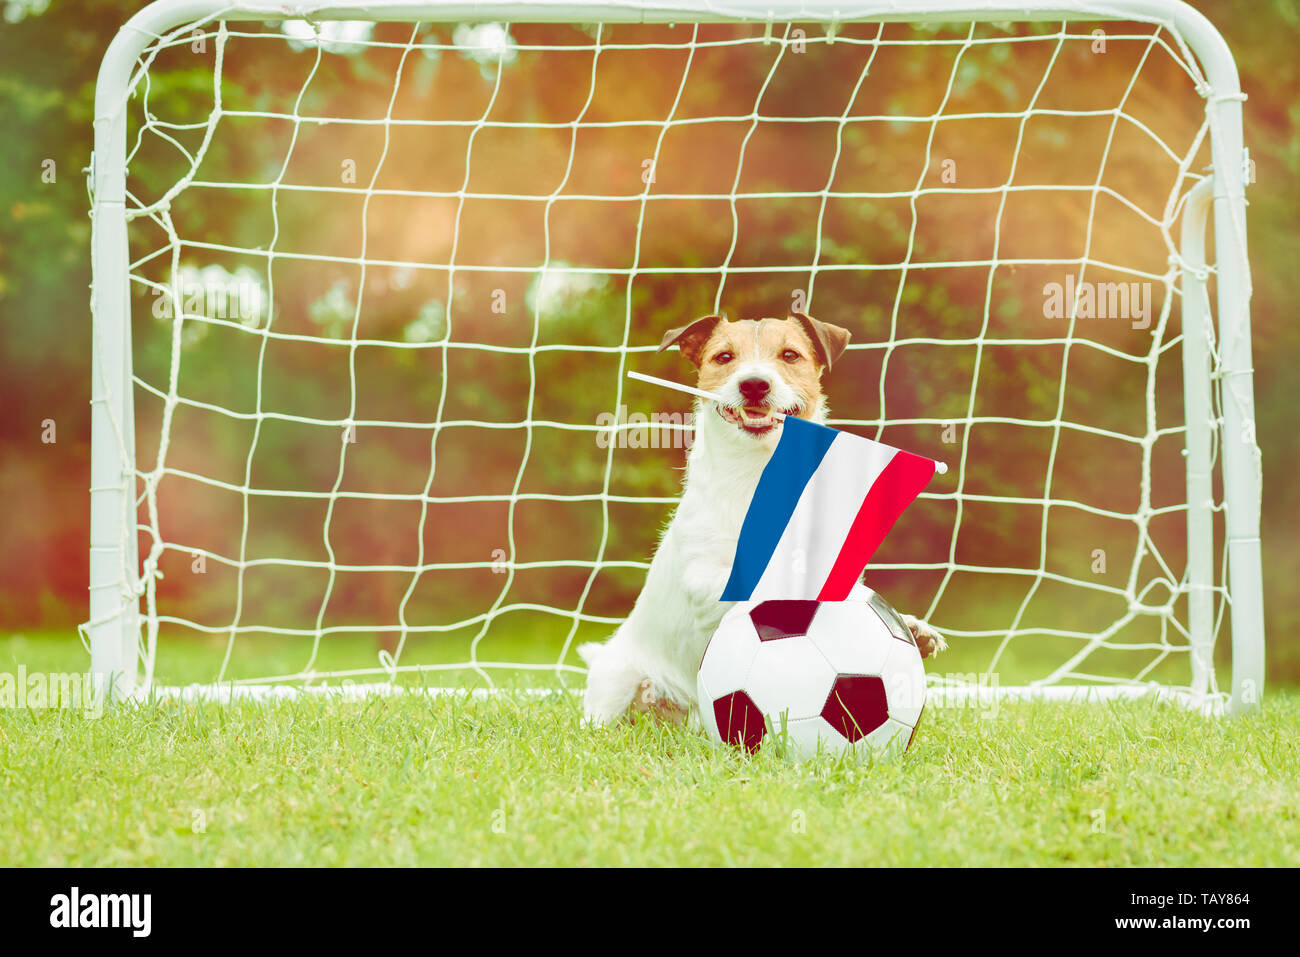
[716,403,800,435]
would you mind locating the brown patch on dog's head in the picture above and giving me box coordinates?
[659,313,852,432]
[790,311,851,370]
[657,314,725,367]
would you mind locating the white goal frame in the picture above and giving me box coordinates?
[86,0,1264,713]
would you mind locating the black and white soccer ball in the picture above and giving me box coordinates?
[697,592,927,761]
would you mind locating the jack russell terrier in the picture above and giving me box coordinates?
[579,312,946,725]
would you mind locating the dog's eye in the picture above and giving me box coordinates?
[713,352,734,365]
[781,350,802,362]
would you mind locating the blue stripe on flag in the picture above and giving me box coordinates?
[720,416,839,600]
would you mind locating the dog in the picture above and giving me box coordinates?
[579,312,945,725]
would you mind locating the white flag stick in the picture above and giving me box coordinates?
[627,370,729,407]
[626,369,948,475]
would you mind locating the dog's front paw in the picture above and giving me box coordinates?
[628,678,689,726]
[901,614,947,659]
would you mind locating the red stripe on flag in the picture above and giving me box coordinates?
[817,451,936,600]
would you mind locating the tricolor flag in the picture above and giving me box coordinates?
[721,416,938,602]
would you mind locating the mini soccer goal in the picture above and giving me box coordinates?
[86,0,1264,713]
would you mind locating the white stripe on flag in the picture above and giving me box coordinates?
[748,434,897,601]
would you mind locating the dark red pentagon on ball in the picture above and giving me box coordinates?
[747,599,821,641]
[712,690,767,753]
[820,674,890,742]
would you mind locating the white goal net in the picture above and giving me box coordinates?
[86,0,1263,713]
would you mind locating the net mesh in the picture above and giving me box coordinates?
[98,13,1238,699]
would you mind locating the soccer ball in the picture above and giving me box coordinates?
[697,593,927,762]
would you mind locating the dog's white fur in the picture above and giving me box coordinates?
[580,315,944,725]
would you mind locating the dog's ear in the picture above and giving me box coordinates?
[790,312,851,370]
[657,314,725,367]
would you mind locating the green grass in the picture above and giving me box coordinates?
[1,634,1297,867]
[6,622,609,690]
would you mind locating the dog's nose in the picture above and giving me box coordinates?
[739,377,771,404]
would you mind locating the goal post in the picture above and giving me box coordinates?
[86,0,1264,712]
